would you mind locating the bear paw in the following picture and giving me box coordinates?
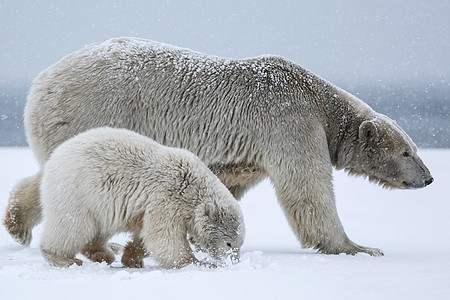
[3,208,32,246]
[72,258,84,266]
[318,240,384,257]
[121,255,144,268]
[107,242,124,255]
[355,246,384,257]
[121,241,146,268]
[194,260,218,269]
[81,247,116,264]
[41,248,83,267]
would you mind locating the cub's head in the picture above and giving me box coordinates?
[346,114,433,189]
[192,199,245,265]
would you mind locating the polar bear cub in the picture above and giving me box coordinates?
[39,127,245,268]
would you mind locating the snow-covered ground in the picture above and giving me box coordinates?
[1,148,449,299]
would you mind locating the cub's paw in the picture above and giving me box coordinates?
[194,260,218,269]
[121,241,145,268]
[121,254,144,268]
[108,242,124,255]
[71,258,84,266]
[82,247,116,264]
[41,248,83,268]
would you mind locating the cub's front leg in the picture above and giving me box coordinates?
[81,234,116,264]
[140,212,199,269]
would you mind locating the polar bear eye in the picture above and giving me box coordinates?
[226,242,232,247]
[402,151,409,157]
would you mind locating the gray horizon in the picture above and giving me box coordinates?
[1,0,449,147]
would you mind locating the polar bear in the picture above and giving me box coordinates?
[39,127,245,268]
[5,38,433,256]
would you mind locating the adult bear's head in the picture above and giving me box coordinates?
[344,114,433,189]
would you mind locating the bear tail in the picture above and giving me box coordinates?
[3,171,43,246]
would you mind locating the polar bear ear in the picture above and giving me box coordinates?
[205,202,216,219]
[359,120,377,144]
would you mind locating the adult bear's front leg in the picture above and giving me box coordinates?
[266,130,383,256]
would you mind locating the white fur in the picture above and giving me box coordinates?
[6,38,432,255]
[39,127,244,268]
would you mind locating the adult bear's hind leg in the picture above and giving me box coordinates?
[4,171,43,245]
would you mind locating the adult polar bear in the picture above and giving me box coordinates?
[5,37,433,255]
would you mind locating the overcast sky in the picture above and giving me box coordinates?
[1,0,449,88]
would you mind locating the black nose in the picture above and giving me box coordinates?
[425,177,434,186]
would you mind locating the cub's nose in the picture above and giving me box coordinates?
[425,177,434,186]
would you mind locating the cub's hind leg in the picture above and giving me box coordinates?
[40,219,88,267]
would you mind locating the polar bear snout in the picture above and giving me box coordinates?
[227,243,241,264]
[210,242,241,265]
[401,154,433,189]
[230,250,240,265]
[401,171,433,189]
[425,177,434,186]
[402,176,434,189]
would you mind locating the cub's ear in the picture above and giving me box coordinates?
[359,120,377,143]
[205,202,216,219]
